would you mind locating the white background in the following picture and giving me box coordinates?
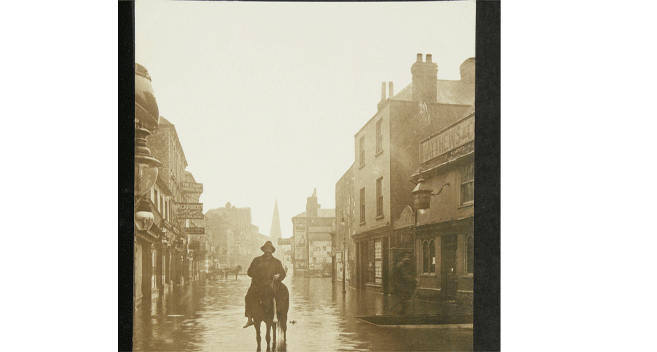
[2,1,656,351]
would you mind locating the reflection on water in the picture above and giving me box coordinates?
[134,276,472,351]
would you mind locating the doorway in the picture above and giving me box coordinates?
[441,235,458,300]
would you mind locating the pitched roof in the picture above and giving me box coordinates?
[392,79,474,106]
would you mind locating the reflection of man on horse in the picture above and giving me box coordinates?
[244,240,286,328]
[393,250,418,315]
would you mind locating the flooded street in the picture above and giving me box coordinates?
[134,275,472,351]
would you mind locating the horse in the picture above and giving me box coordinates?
[223,265,242,280]
[252,278,289,352]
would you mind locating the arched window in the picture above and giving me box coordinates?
[422,240,430,273]
[466,235,474,274]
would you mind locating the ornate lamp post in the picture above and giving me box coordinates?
[134,63,162,231]
[339,214,350,294]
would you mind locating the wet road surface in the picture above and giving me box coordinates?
[134,275,472,351]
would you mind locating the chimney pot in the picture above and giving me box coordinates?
[388,81,394,98]
[381,82,386,101]
[426,54,432,63]
[417,53,423,62]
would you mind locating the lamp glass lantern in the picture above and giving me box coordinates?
[412,178,432,210]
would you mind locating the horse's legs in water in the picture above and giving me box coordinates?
[254,320,262,352]
[264,322,271,352]
[272,321,277,351]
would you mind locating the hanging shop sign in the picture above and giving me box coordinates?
[184,227,205,234]
[176,202,203,219]
[180,181,203,194]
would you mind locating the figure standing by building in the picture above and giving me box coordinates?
[393,251,418,315]
[243,241,286,328]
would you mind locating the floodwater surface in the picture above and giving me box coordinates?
[133,275,472,351]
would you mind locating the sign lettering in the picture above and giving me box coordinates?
[184,227,205,234]
[180,181,203,194]
[176,203,203,219]
[421,115,474,163]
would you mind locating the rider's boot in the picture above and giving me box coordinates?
[243,318,254,328]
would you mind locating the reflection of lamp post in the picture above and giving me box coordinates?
[339,214,351,294]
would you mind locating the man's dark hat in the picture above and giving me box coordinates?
[261,241,276,253]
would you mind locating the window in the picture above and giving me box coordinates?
[360,188,366,223]
[154,189,158,208]
[460,162,474,205]
[374,240,383,284]
[376,119,383,153]
[422,239,436,274]
[466,235,474,274]
[376,177,383,217]
[359,135,365,166]
[367,240,375,283]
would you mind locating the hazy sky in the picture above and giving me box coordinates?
[135,1,475,239]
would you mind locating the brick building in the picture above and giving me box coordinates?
[346,54,475,296]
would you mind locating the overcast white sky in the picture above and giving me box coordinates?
[135,1,475,239]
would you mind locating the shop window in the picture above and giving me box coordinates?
[466,235,474,274]
[374,240,383,284]
[367,241,375,283]
[460,162,474,205]
[376,177,383,217]
[422,239,436,274]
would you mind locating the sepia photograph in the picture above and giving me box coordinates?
[130,1,491,351]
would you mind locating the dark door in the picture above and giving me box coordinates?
[441,235,458,300]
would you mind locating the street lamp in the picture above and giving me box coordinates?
[412,178,450,272]
[134,63,162,231]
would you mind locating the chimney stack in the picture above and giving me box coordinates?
[381,82,386,101]
[388,81,394,98]
[411,53,438,103]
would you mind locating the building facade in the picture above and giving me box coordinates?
[147,116,205,292]
[291,190,335,277]
[350,54,475,296]
[203,203,259,270]
[411,111,474,304]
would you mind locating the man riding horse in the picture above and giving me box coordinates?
[244,240,286,328]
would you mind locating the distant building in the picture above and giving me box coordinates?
[291,189,335,277]
[203,202,257,270]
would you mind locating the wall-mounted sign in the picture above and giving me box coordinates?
[176,203,203,219]
[278,238,292,246]
[180,181,203,194]
[295,230,307,247]
[421,115,474,163]
[184,227,205,234]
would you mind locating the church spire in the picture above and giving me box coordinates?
[270,198,282,242]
